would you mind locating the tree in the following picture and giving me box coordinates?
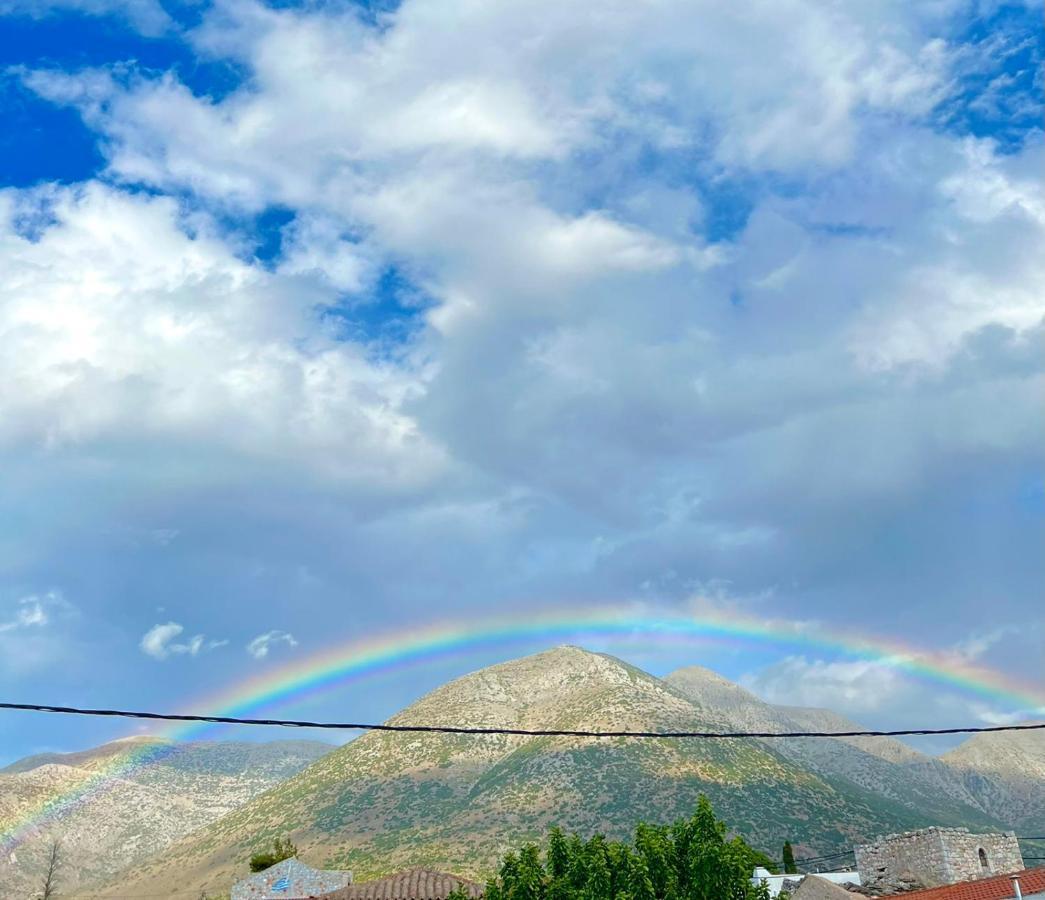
[39,839,62,900]
[782,842,797,875]
[484,796,770,900]
[249,835,298,873]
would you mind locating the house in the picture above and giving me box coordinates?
[752,867,861,898]
[322,867,483,900]
[888,866,1045,900]
[854,827,1024,894]
[231,857,353,900]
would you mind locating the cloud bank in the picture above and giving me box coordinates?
[0,0,1041,751]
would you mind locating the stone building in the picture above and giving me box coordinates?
[855,827,1024,893]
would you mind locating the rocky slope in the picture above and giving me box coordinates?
[941,724,1045,831]
[666,667,998,828]
[94,648,1041,898]
[0,736,331,898]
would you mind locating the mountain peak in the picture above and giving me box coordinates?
[943,721,1045,774]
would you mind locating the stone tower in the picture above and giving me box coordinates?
[855,827,1024,893]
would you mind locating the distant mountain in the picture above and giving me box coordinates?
[1,734,164,775]
[93,647,1043,899]
[941,724,1045,831]
[665,667,997,828]
[0,737,331,898]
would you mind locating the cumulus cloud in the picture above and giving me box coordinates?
[0,182,442,485]
[246,630,298,660]
[1,0,1042,739]
[140,622,227,660]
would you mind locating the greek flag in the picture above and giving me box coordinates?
[272,875,291,892]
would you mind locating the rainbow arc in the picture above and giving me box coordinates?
[3,606,1043,849]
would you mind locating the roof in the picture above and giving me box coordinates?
[791,875,859,899]
[231,857,353,900]
[896,867,1045,900]
[324,868,483,900]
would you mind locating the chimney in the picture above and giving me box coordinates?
[1011,875,1023,900]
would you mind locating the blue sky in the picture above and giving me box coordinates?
[0,0,1042,763]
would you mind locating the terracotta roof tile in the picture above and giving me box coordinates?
[323,868,483,900]
[895,867,1045,900]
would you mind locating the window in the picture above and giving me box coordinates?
[978,848,989,871]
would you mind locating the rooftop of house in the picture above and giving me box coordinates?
[893,866,1045,900]
[323,867,483,900]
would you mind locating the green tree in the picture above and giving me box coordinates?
[782,842,797,875]
[249,835,298,873]
[485,795,770,900]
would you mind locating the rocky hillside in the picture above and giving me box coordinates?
[0,736,331,898]
[941,724,1045,831]
[94,648,1041,898]
[665,667,999,828]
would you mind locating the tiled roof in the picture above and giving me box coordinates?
[231,857,353,900]
[324,868,483,900]
[895,867,1045,900]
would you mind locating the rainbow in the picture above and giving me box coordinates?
[4,605,1043,852]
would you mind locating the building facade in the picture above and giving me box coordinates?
[855,827,1024,893]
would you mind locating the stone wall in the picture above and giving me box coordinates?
[855,827,1023,894]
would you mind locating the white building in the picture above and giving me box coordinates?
[752,866,862,898]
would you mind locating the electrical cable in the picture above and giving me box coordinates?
[3,701,1045,739]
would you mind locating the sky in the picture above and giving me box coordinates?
[0,0,1042,764]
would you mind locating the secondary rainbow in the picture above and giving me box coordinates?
[4,606,1043,851]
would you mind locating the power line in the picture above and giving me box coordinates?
[3,701,1045,739]
[793,849,855,864]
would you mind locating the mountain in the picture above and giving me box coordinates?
[93,647,1042,898]
[665,667,997,828]
[941,724,1045,831]
[0,737,331,898]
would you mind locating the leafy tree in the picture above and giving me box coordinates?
[782,842,797,875]
[249,835,298,873]
[484,795,770,900]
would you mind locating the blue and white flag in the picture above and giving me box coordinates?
[271,875,291,893]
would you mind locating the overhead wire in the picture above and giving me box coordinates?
[3,701,1045,739]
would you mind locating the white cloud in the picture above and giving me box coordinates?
[25,0,954,208]
[741,650,1044,731]
[742,656,906,715]
[0,601,47,633]
[0,591,72,633]
[2,0,1042,709]
[246,630,298,660]
[0,182,444,486]
[0,0,170,35]
[139,622,226,660]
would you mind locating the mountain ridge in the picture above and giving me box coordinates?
[90,646,1043,898]
[0,738,332,898]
